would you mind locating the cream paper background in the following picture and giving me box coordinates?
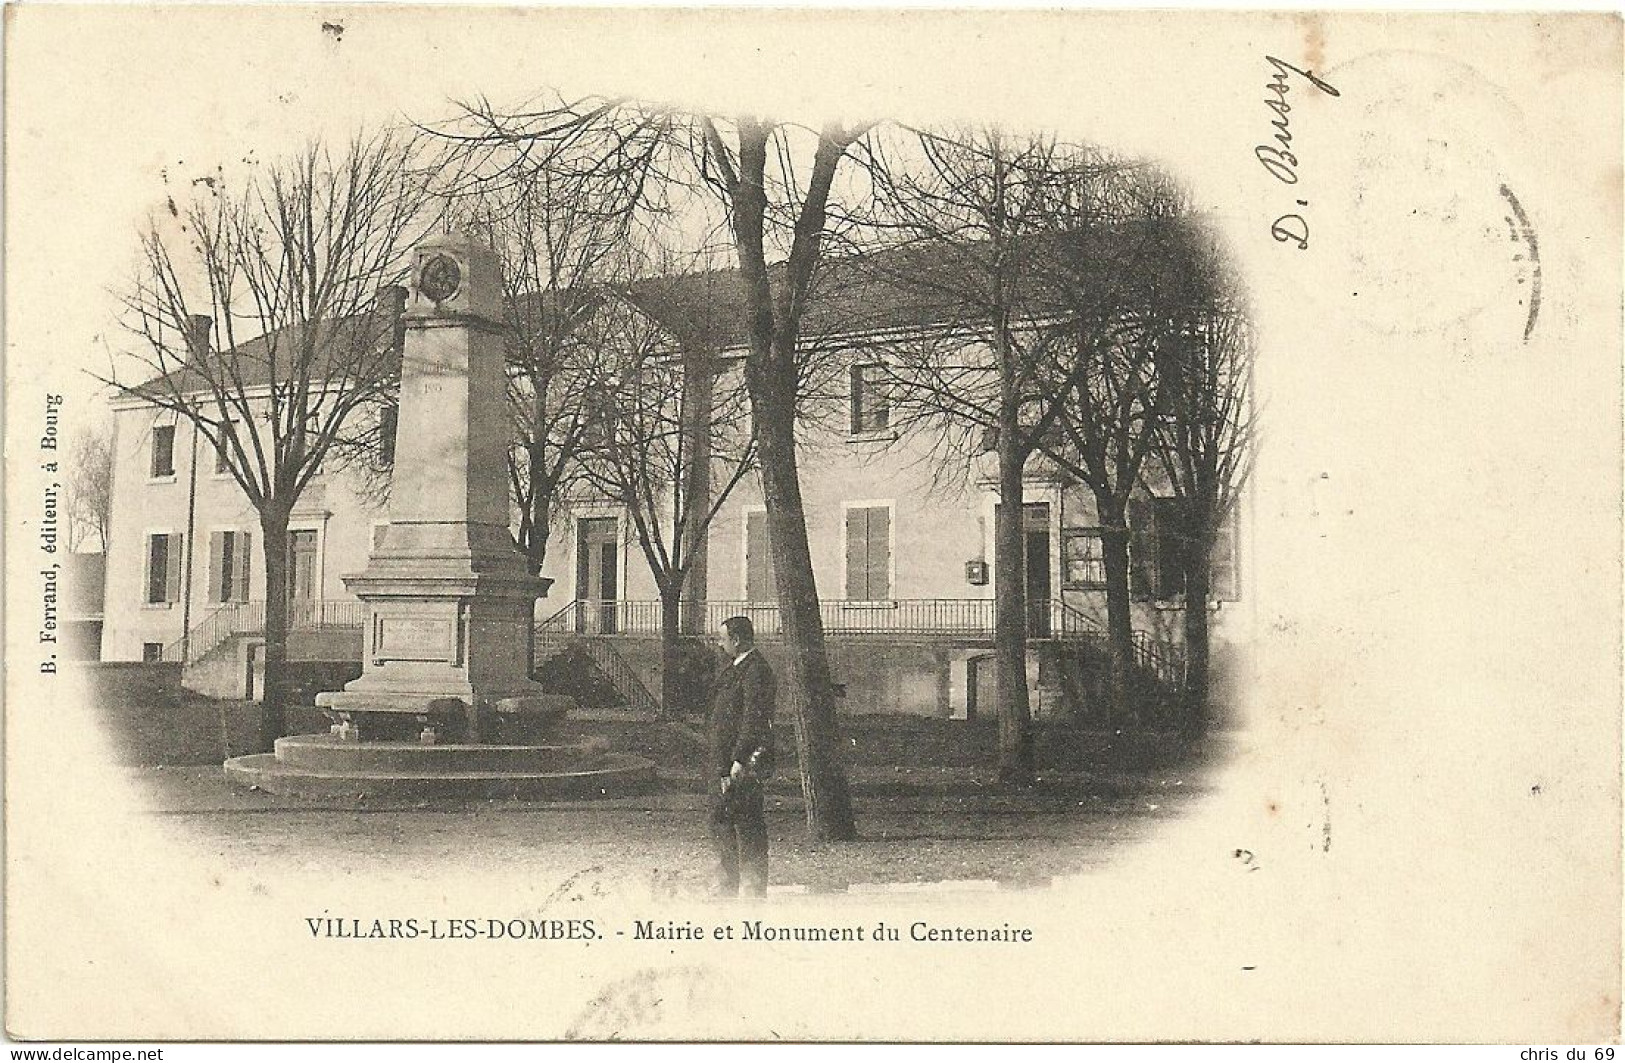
[4,7,1620,1042]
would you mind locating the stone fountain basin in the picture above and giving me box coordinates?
[223,734,657,800]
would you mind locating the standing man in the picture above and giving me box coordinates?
[707,615,776,897]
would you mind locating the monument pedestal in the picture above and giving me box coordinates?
[316,567,566,744]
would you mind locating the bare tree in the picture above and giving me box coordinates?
[574,293,757,718]
[66,422,115,552]
[1145,223,1257,734]
[844,127,1163,781]
[437,94,865,839]
[459,148,644,576]
[107,130,436,752]
[1020,172,1200,720]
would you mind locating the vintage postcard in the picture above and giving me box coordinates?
[4,6,1620,1044]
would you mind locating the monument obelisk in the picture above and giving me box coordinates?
[316,233,560,744]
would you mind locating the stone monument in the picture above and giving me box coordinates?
[225,233,654,798]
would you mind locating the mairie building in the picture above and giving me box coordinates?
[102,252,1249,725]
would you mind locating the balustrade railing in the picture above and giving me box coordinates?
[534,597,1115,640]
[164,598,366,664]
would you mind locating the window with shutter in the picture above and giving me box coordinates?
[1127,499,1155,599]
[1063,530,1107,588]
[850,365,890,434]
[151,425,176,478]
[746,510,775,601]
[146,534,169,604]
[1209,511,1240,601]
[844,505,892,601]
[1151,498,1187,598]
[215,531,251,603]
[213,423,235,474]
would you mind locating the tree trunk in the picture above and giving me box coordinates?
[658,585,683,721]
[257,506,292,754]
[755,384,858,840]
[1095,491,1135,725]
[678,348,715,637]
[523,440,552,577]
[1182,545,1212,739]
[722,118,856,842]
[993,429,1035,785]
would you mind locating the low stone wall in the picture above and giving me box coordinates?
[80,661,235,765]
[601,636,956,719]
[81,659,350,765]
[79,661,183,708]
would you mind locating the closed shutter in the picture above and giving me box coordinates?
[145,535,164,605]
[151,425,175,477]
[746,511,774,601]
[866,507,891,599]
[1152,498,1186,598]
[165,533,184,603]
[234,531,252,603]
[208,531,224,603]
[845,506,891,600]
[844,510,866,599]
[1209,512,1238,601]
[1127,498,1154,599]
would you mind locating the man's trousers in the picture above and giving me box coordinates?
[709,778,768,896]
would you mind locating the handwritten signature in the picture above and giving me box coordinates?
[1256,55,1341,250]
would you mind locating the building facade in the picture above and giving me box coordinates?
[101,264,1249,721]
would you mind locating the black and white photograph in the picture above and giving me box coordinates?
[4,7,1620,1045]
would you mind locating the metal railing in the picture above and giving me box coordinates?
[164,598,366,664]
[1133,630,1188,689]
[1055,600,1188,691]
[532,627,661,715]
[536,597,1115,641]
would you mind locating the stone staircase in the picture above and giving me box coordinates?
[532,632,661,715]
[168,600,366,702]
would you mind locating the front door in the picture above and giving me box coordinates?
[576,517,619,634]
[1023,503,1052,637]
[287,530,318,626]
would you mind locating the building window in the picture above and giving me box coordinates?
[1128,498,1240,603]
[142,642,164,663]
[582,395,616,451]
[1210,512,1241,602]
[844,504,892,601]
[745,509,775,602]
[213,421,241,475]
[150,425,176,478]
[1062,529,1108,589]
[145,532,182,605]
[209,530,252,604]
[850,365,890,434]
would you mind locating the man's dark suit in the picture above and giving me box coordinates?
[706,648,776,896]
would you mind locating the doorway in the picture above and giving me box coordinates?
[287,529,318,627]
[1023,502,1051,637]
[576,517,620,634]
[995,501,1053,637]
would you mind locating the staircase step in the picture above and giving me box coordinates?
[273,734,609,773]
[223,751,657,800]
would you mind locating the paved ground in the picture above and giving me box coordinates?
[131,758,1214,896]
